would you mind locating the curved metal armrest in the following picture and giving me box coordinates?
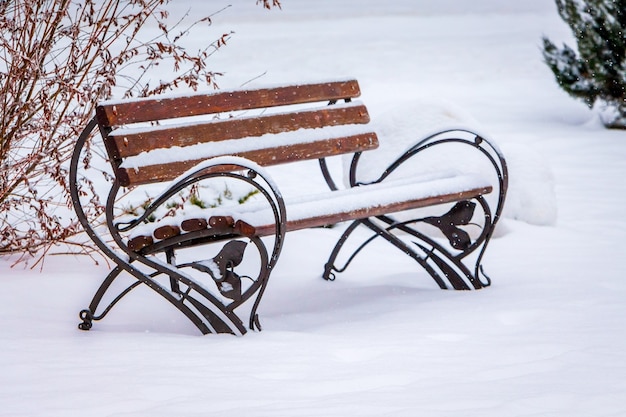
[115,155,287,234]
[359,128,505,182]
[346,128,508,217]
[69,117,111,256]
[71,121,287,260]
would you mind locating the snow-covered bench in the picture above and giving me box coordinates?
[70,79,508,336]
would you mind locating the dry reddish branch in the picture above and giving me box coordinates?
[257,0,282,10]
[0,0,252,262]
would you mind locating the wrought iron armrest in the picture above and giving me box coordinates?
[317,127,508,290]
[348,127,507,214]
[71,122,288,334]
[113,156,286,235]
[70,120,287,265]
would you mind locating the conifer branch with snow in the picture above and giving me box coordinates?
[542,0,626,129]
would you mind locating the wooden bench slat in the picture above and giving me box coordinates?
[127,185,493,251]
[107,103,371,159]
[252,185,493,237]
[126,173,493,251]
[116,132,379,187]
[181,218,208,232]
[127,235,154,252]
[96,80,361,127]
[153,224,181,240]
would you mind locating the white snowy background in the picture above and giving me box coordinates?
[2,1,626,416]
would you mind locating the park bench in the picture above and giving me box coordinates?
[70,79,508,336]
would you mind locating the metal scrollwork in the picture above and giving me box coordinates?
[70,120,286,335]
[320,128,508,291]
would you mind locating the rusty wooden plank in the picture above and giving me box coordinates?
[106,104,371,159]
[96,80,361,127]
[116,132,379,187]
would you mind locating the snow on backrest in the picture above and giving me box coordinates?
[96,80,379,187]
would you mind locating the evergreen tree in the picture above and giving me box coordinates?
[542,0,626,129]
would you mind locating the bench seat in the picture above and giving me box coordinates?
[127,171,492,252]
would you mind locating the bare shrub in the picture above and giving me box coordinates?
[0,0,280,263]
[258,0,282,9]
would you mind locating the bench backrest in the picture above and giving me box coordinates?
[96,79,378,187]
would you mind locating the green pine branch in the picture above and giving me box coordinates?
[542,0,626,127]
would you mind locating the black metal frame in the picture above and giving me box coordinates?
[70,116,506,335]
[70,118,287,335]
[319,128,508,290]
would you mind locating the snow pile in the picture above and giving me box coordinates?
[499,142,557,225]
[1,2,625,417]
[351,99,558,225]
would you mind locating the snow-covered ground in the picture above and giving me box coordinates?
[2,1,626,416]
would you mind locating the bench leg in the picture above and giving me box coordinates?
[78,265,138,330]
[365,216,477,290]
[162,247,244,334]
[172,237,275,333]
[322,220,361,281]
[103,226,281,335]
[322,218,457,289]
[132,248,251,335]
[77,257,247,335]
[325,128,508,290]
[322,199,495,290]
[71,120,284,335]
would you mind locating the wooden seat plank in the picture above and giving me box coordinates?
[126,175,492,249]
[265,185,492,236]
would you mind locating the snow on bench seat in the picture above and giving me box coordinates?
[127,171,492,251]
[267,172,492,234]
